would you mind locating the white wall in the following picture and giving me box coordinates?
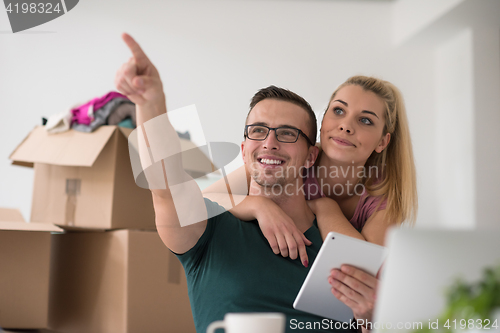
[392,0,465,45]
[435,28,474,229]
[396,0,500,228]
[0,0,498,229]
[471,19,500,229]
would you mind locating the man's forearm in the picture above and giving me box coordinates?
[135,94,167,126]
[134,111,208,228]
[116,33,208,254]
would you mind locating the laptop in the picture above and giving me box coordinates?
[373,228,500,333]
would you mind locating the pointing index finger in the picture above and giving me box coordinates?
[122,32,150,64]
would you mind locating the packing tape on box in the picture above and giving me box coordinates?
[65,179,81,226]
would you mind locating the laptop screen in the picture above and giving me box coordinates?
[372,228,500,333]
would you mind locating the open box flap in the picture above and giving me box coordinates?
[0,221,64,232]
[0,208,63,232]
[10,126,118,167]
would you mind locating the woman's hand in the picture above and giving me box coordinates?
[229,196,312,267]
[209,195,312,267]
[248,196,312,267]
[328,265,378,328]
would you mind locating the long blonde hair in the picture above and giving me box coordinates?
[328,76,418,225]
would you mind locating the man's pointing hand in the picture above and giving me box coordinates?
[115,33,165,111]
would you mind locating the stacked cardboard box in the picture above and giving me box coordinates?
[0,208,62,329]
[10,126,155,230]
[6,125,198,332]
[48,230,194,333]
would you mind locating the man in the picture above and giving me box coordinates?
[115,33,362,333]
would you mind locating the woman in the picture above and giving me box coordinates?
[305,75,417,245]
[204,75,417,329]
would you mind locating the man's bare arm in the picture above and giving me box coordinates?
[115,33,206,254]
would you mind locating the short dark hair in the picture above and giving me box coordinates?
[246,85,317,146]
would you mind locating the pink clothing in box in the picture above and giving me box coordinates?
[71,92,129,125]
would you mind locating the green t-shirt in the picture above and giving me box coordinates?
[175,199,356,333]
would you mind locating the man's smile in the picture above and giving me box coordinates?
[256,155,287,168]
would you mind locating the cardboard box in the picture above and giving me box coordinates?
[9,126,156,230]
[48,230,195,333]
[0,208,63,330]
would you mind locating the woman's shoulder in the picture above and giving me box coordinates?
[359,187,387,209]
[350,189,387,230]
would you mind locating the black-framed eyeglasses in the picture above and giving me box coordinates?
[244,124,314,146]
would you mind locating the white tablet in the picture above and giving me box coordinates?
[293,232,388,322]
